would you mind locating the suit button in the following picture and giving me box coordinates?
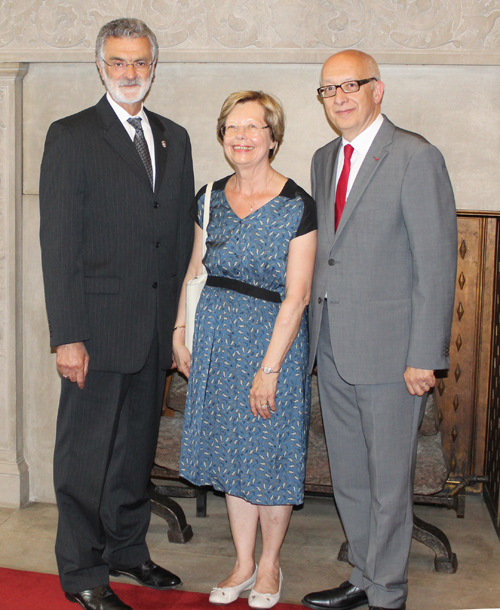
[152,282,158,289]
[154,202,159,208]
[328,259,335,266]
[318,297,322,304]
[156,241,160,248]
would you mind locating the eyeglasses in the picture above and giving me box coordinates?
[222,124,270,137]
[102,59,155,73]
[317,78,377,99]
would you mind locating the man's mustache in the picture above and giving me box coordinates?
[117,77,142,87]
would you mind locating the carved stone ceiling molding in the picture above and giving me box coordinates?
[0,0,499,63]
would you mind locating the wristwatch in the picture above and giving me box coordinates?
[261,366,281,374]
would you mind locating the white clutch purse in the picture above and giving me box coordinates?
[185,181,212,352]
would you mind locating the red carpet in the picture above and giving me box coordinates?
[0,567,302,610]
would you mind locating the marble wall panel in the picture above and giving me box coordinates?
[14,0,500,503]
[0,64,29,507]
[22,59,500,501]
[24,61,500,206]
[22,194,58,503]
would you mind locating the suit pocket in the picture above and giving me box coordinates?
[84,276,120,294]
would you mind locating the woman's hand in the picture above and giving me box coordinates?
[248,230,317,420]
[172,221,205,379]
[249,369,279,419]
[172,331,192,378]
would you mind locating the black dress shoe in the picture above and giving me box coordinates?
[369,606,406,610]
[302,581,368,609]
[65,585,133,610]
[109,559,181,590]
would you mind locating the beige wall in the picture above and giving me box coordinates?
[2,0,500,505]
[25,62,500,202]
[21,61,500,503]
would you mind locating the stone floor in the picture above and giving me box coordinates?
[0,492,499,609]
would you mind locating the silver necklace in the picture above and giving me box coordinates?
[244,171,275,211]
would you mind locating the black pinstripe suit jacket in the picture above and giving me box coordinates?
[39,95,195,373]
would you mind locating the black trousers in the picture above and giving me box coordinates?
[53,334,166,593]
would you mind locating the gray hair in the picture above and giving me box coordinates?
[95,18,159,63]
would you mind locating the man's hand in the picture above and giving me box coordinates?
[56,342,89,389]
[404,366,435,396]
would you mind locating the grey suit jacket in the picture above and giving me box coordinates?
[309,116,457,384]
[40,96,194,373]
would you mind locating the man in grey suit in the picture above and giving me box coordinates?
[39,18,194,610]
[302,51,457,610]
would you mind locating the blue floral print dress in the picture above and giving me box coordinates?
[179,175,317,505]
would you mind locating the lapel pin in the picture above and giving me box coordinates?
[374,157,379,161]
[161,140,167,148]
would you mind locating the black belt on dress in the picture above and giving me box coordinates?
[206,275,282,303]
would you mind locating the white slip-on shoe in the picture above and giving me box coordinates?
[248,569,282,609]
[209,565,258,605]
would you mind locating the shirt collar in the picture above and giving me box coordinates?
[342,113,384,156]
[106,92,149,127]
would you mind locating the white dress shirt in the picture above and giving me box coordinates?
[107,92,156,188]
[326,114,385,298]
[335,113,384,197]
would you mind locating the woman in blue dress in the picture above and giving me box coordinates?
[173,91,317,608]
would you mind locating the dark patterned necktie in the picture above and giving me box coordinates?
[335,143,354,231]
[127,117,154,189]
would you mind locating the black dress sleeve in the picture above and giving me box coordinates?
[189,176,233,227]
[294,185,317,237]
[190,184,206,227]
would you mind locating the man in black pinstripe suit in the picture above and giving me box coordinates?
[39,18,194,610]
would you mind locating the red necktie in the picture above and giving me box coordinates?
[335,144,354,231]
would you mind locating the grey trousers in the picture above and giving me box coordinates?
[317,304,425,609]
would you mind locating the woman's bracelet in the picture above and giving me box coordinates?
[261,366,281,374]
[173,325,186,331]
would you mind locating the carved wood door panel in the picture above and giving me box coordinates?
[433,213,500,535]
